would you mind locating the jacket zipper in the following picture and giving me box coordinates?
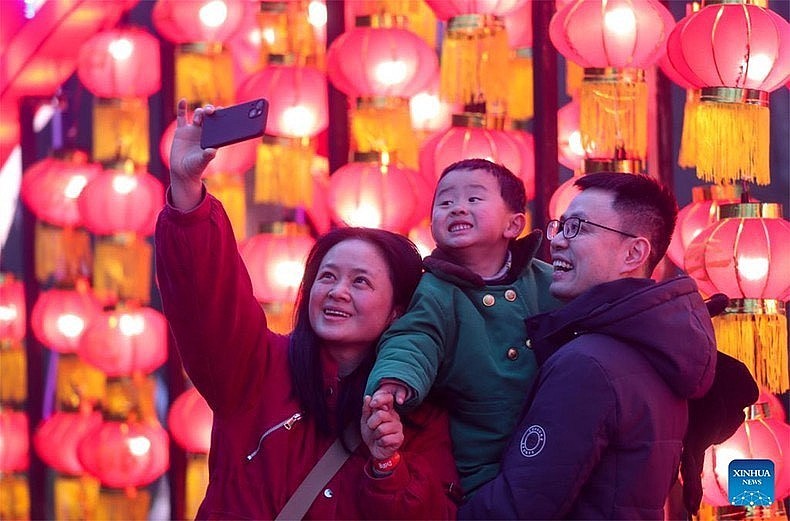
[245,412,302,461]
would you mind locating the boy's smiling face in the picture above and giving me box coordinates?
[430,168,524,257]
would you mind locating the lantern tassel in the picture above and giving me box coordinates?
[34,223,92,285]
[92,235,152,306]
[713,312,789,393]
[204,173,247,240]
[507,50,534,121]
[351,99,417,169]
[579,73,648,160]
[678,89,699,169]
[695,101,770,186]
[255,137,315,207]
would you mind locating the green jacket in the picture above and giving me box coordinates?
[366,231,561,495]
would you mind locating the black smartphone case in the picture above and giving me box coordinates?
[200,98,269,149]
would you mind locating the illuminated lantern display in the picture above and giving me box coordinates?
[77,27,161,167]
[79,307,168,377]
[77,165,164,305]
[328,152,430,234]
[168,386,213,520]
[557,98,585,172]
[327,16,438,168]
[667,2,790,185]
[31,286,101,354]
[237,62,328,207]
[304,156,333,236]
[666,184,741,270]
[257,0,326,66]
[239,223,315,304]
[701,401,790,509]
[152,0,249,106]
[344,0,438,49]
[0,274,26,405]
[550,0,674,172]
[504,0,533,122]
[425,0,524,111]
[20,153,100,284]
[421,113,535,200]
[685,203,790,393]
[0,408,29,520]
[159,119,255,239]
[409,77,457,141]
[409,222,437,259]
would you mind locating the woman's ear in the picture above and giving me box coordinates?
[504,212,527,239]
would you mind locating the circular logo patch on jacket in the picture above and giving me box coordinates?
[520,425,546,458]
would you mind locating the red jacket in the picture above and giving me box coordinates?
[155,192,459,520]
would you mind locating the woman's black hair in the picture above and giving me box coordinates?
[288,227,423,439]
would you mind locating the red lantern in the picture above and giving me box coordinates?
[504,0,532,49]
[702,402,790,506]
[77,168,164,237]
[31,286,102,354]
[0,274,26,343]
[79,307,168,377]
[409,76,457,136]
[557,98,585,172]
[239,227,316,304]
[685,203,790,301]
[666,3,790,186]
[20,154,101,227]
[159,119,257,177]
[666,185,743,270]
[549,175,583,220]
[77,419,169,489]
[168,387,213,454]
[408,223,436,259]
[328,154,430,234]
[77,27,161,99]
[151,0,249,44]
[425,0,524,21]
[237,64,328,138]
[327,24,437,99]
[420,114,535,199]
[33,410,103,476]
[549,0,674,69]
[0,409,28,473]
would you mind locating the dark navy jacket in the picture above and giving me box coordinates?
[460,277,717,520]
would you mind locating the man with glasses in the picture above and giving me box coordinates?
[460,172,718,519]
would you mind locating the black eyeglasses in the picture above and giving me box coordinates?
[546,217,637,240]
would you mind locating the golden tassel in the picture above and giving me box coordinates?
[34,223,92,286]
[185,454,209,520]
[0,474,29,521]
[507,49,534,121]
[93,98,149,167]
[204,173,247,241]
[440,15,510,109]
[0,341,26,405]
[712,301,788,393]
[95,487,150,521]
[580,68,648,160]
[565,61,584,99]
[678,89,699,169]
[175,44,235,107]
[351,98,417,169]
[255,136,316,207]
[56,353,106,411]
[262,301,296,335]
[92,235,152,306]
[54,474,100,521]
[379,0,437,48]
[695,89,770,186]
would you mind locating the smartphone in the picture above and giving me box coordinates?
[200,98,269,149]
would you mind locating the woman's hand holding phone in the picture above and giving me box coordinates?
[168,99,217,211]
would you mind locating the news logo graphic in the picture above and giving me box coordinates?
[728,459,774,507]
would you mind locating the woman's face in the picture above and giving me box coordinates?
[309,239,397,355]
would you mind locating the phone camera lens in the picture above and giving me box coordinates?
[248,108,258,118]
[255,99,264,110]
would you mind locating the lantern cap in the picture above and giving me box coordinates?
[700,87,769,107]
[583,159,644,174]
[355,13,407,28]
[583,68,645,83]
[515,47,533,59]
[177,42,225,55]
[447,14,504,33]
[718,202,782,219]
[355,97,410,110]
[451,112,505,130]
[510,118,531,132]
[262,133,310,147]
[745,401,774,420]
[259,1,287,13]
[702,0,768,6]
[351,150,399,164]
[691,184,741,202]
[726,299,785,315]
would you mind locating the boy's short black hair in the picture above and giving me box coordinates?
[575,172,678,273]
[438,158,526,213]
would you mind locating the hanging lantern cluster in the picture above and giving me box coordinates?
[667,2,790,186]
[549,0,675,173]
[685,202,790,393]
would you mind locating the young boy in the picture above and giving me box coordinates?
[365,158,560,496]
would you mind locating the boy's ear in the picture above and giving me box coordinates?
[504,212,527,239]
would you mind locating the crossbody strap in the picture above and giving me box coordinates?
[275,424,362,520]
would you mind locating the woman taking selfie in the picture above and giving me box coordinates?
[155,100,459,519]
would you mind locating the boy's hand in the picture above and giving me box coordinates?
[370,380,410,410]
[361,395,404,461]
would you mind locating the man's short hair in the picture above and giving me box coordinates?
[575,172,678,273]
[439,158,526,213]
